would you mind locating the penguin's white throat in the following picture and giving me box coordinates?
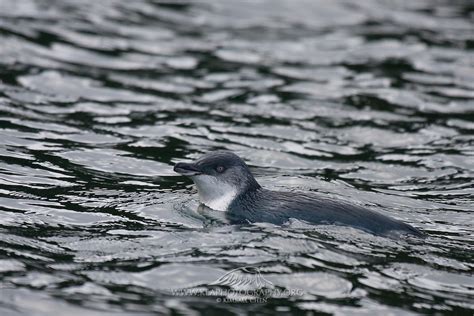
[191,175,238,211]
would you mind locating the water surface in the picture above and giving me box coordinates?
[0,0,473,315]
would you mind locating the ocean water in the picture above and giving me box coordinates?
[0,0,473,315]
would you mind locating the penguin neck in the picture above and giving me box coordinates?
[193,172,261,212]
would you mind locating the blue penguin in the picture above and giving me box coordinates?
[174,151,423,237]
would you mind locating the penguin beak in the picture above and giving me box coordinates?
[173,162,202,176]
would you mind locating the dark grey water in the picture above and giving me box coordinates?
[0,0,473,315]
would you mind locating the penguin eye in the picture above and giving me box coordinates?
[216,166,225,173]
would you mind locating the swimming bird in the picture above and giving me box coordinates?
[174,151,423,237]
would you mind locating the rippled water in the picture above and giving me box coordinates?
[0,0,473,314]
